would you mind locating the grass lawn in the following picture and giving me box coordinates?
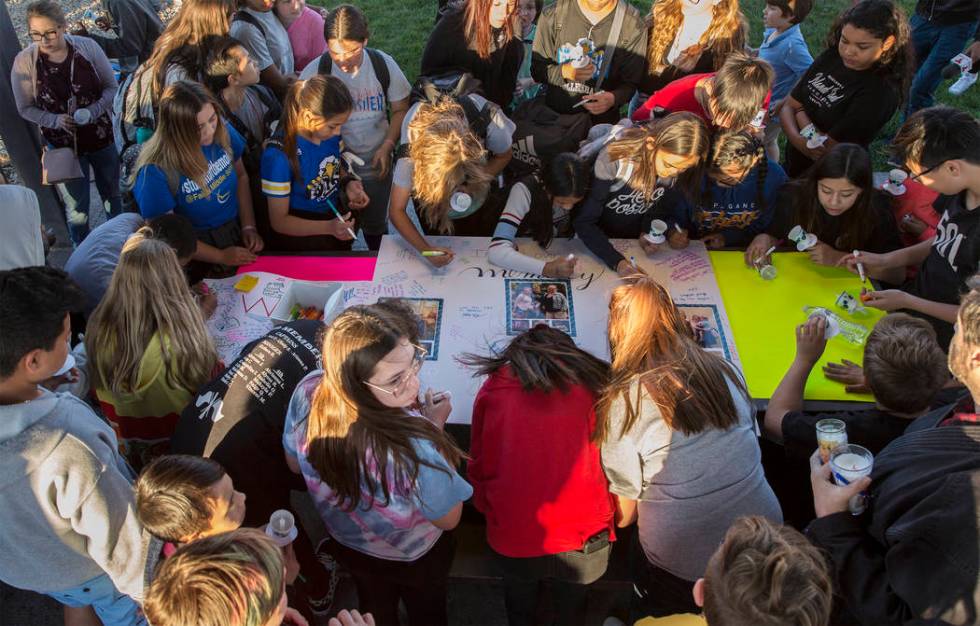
[312,0,980,168]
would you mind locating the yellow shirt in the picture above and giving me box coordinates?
[634,614,708,626]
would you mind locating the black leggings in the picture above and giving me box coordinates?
[330,531,456,626]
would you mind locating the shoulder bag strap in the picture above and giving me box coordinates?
[594,1,626,92]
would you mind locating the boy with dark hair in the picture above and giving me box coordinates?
[0,267,147,624]
[634,516,833,626]
[758,0,813,160]
[65,213,199,317]
[136,454,246,546]
[842,106,980,348]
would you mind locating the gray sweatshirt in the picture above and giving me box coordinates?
[0,389,146,600]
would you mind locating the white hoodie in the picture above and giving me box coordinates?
[0,388,146,600]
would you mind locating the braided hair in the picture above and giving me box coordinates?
[705,130,767,215]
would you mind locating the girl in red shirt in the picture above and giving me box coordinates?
[463,324,616,626]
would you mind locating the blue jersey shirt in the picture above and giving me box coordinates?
[134,122,246,230]
[260,133,344,214]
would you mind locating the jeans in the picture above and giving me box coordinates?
[45,573,146,626]
[493,537,611,626]
[63,143,123,244]
[908,13,979,114]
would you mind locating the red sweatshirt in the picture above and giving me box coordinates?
[631,72,713,124]
[469,366,616,558]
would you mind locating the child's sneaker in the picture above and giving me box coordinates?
[950,72,978,96]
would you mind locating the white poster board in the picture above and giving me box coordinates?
[341,235,740,424]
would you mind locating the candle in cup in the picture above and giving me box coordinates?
[816,419,847,463]
[830,444,874,515]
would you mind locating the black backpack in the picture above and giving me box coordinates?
[317,48,391,96]
[397,71,493,160]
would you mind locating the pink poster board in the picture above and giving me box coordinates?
[237,255,377,282]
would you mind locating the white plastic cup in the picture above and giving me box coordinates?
[73,108,92,125]
[758,264,777,280]
[816,418,848,464]
[265,509,298,546]
[449,192,472,215]
[830,444,874,515]
[571,55,590,69]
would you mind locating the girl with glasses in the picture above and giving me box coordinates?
[12,0,123,245]
[283,300,469,626]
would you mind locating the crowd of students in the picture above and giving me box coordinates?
[2,0,980,624]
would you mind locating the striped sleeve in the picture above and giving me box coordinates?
[260,143,292,197]
[488,183,547,275]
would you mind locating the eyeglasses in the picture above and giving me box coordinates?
[907,160,947,182]
[362,344,428,397]
[28,29,61,42]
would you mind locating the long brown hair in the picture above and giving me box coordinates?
[646,0,745,76]
[458,324,609,394]
[86,230,218,398]
[792,143,876,251]
[606,111,710,201]
[133,80,231,195]
[408,97,493,234]
[278,75,353,178]
[301,301,464,511]
[144,0,236,101]
[825,0,913,105]
[463,0,519,59]
[594,278,748,442]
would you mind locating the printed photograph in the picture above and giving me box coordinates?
[677,304,730,360]
[378,297,444,360]
[505,279,576,336]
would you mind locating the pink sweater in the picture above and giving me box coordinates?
[287,7,326,73]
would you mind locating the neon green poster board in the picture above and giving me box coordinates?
[709,251,883,402]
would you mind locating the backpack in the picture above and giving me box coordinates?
[317,48,391,97]
[505,97,591,184]
[397,71,493,160]
[232,10,266,39]
[113,62,156,155]
[222,86,282,241]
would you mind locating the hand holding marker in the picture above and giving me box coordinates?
[325,198,357,240]
[853,250,866,284]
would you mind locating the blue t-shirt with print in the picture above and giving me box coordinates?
[134,122,246,230]
[260,133,344,214]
